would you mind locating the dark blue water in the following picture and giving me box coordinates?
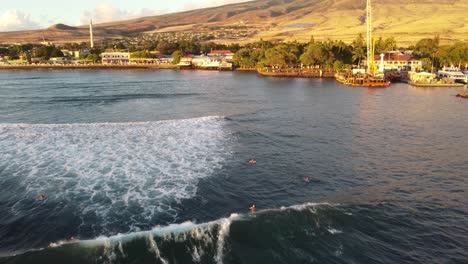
[0,70,467,264]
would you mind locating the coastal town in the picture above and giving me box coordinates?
[1,0,468,263]
[1,3,467,91]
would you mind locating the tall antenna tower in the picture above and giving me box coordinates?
[366,0,373,74]
[89,19,94,49]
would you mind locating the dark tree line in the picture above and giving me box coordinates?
[232,35,467,71]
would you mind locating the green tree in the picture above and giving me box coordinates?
[264,44,299,67]
[86,54,100,62]
[33,46,63,59]
[233,48,263,68]
[171,50,183,64]
[352,34,366,66]
[437,42,468,68]
[300,42,326,66]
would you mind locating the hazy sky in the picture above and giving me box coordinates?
[0,0,252,32]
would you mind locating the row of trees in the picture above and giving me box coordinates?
[233,36,367,70]
[232,35,467,71]
[2,35,466,70]
[411,36,467,70]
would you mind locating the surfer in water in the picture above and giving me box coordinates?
[248,159,256,165]
[38,193,45,201]
[249,204,256,212]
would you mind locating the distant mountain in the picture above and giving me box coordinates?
[1,0,467,45]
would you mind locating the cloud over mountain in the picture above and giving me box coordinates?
[79,0,252,25]
[80,4,163,25]
[0,10,40,32]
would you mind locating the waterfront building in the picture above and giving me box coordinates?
[219,60,233,70]
[192,55,213,67]
[409,72,436,83]
[177,54,194,68]
[102,50,130,64]
[50,57,72,65]
[156,55,173,64]
[208,50,234,61]
[373,51,423,72]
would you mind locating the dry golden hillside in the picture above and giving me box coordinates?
[0,0,466,45]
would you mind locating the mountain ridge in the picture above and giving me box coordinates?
[0,0,466,45]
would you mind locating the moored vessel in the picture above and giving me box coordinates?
[437,67,467,84]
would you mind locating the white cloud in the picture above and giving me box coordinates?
[80,0,252,25]
[80,4,164,25]
[0,10,40,32]
[182,0,252,11]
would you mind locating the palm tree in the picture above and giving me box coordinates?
[351,34,366,67]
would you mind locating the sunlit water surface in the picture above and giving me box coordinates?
[0,70,466,264]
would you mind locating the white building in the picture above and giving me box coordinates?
[373,51,423,72]
[208,50,234,61]
[102,50,130,64]
[192,55,212,67]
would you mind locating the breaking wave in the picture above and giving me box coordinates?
[2,201,466,264]
[2,203,342,264]
[0,116,233,248]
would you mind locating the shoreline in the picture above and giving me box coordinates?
[408,81,465,88]
[0,64,178,70]
[257,69,336,78]
[1,66,465,90]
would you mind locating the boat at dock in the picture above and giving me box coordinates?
[334,0,390,88]
[408,71,465,87]
[436,67,468,84]
[257,68,335,78]
[335,70,390,87]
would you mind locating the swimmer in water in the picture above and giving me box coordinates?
[38,194,45,201]
[249,204,256,212]
[248,159,256,165]
[303,176,311,183]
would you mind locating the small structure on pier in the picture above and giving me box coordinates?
[336,0,390,87]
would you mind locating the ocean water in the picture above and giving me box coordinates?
[0,70,466,264]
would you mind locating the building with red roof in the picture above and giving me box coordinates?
[374,51,423,71]
[207,50,234,61]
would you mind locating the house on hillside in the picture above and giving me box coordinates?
[374,51,423,72]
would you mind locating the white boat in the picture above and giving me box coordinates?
[437,67,467,84]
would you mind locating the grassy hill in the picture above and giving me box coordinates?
[0,0,466,45]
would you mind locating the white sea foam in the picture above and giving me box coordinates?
[327,228,343,234]
[0,116,232,232]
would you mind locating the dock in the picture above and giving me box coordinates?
[457,91,468,98]
[408,81,464,88]
[257,69,335,78]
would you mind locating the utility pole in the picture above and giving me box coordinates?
[90,19,94,49]
[366,0,373,75]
